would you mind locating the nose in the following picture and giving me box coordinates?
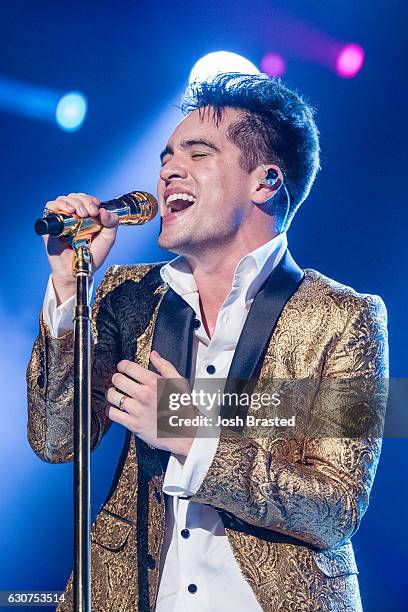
[159,158,188,183]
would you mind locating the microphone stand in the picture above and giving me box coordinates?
[70,236,92,612]
[33,193,158,612]
[33,193,158,611]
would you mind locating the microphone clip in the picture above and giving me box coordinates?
[71,237,93,278]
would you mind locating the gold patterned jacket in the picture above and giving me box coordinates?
[26,251,388,612]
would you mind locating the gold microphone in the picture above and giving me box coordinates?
[34,191,158,240]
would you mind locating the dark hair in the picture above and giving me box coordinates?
[182,73,320,229]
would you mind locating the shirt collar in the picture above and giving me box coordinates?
[160,232,287,303]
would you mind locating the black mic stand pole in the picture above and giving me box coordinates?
[70,235,93,612]
[32,192,158,611]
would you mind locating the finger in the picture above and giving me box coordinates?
[106,387,136,412]
[57,196,88,217]
[44,199,76,215]
[75,193,101,207]
[110,373,144,399]
[44,193,100,216]
[58,196,98,218]
[116,359,158,386]
[105,404,133,428]
[69,193,101,217]
[150,351,183,378]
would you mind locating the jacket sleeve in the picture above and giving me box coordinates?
[26,266,120,463]
[190,294,389,550]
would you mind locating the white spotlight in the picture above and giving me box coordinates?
[189,51,259,84]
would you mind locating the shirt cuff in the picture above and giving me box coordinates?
[42,274,94,338]
[162,426,220,497]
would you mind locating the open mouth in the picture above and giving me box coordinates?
[164,192,196,220]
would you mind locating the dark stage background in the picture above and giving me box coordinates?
[1,1,407,610]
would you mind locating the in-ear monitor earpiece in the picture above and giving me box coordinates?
[262,165,279,186]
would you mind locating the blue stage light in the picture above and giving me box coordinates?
[55,91,87,132]
[189,51,259,83]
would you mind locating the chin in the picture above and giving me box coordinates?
[158,234,196,257]
[158,234,182,253]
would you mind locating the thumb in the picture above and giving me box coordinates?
[150,350,183,378]
[92,209,119,249]
[99,207,119,229]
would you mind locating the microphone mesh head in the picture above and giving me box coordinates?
[117,191,158,225]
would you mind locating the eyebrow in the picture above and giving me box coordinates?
[160,138,221,163]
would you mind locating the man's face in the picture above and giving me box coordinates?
[157,108,255,256]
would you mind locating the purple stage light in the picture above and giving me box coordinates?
[336,44,365,78]
[260,53,287,77]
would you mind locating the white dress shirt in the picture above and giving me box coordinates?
[42,232,287,611]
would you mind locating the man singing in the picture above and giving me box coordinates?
[27,73,388,611]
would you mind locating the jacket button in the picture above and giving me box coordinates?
[181,529,190,539]
[146,554,155,570]
[206,365,216,375]
[154,488,162,503]
[37,374,45,388]
[193,318,201,329]
[187,584,197,594]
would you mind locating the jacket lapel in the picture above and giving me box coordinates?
[221,250,304,418]
[146,251,303,456]
[148,284,195,472]
[148,285,195,379]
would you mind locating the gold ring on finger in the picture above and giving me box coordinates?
[118,394,128,412]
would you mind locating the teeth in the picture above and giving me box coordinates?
[166,192,196,205]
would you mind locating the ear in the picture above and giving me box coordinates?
[250,164,284,205]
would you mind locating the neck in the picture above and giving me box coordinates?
[182,228,280,337]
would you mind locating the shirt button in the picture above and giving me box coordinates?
[193,318,201,329]
[206,364,216,375]
[181,528,190,539]
[188,584,198,594]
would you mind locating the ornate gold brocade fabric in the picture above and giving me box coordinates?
[26,264,388,611]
